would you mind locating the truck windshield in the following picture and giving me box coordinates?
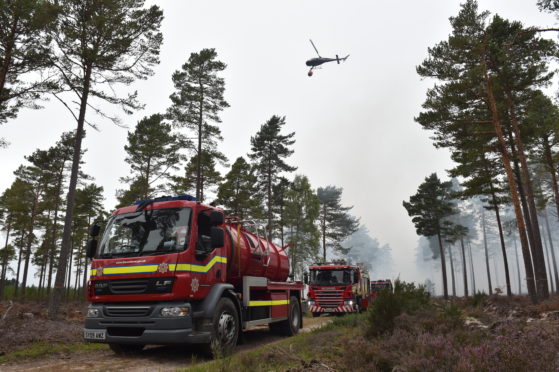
[310,269,351,285]
[98,207,192,258]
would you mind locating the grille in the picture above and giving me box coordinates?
[94,277,174,295]
[105,306,152,317]
[109,279,149,294]
[316,290,343,307]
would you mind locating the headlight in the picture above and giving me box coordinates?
[86,308,99,318]
[160,306,190,317]
[344,300,354,306]
[308,300,315,306]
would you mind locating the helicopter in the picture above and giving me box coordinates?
[306,39,349,77]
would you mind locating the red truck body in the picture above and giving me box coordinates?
[83,195,303,354]
[306,262,370,316]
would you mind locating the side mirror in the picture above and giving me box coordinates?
[90,223,101,237]
[303,272,309,285]
[210,227,224,249]
[210,211,224,226]
[86,239,98,259]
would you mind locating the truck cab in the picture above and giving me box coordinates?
[305,261,370,316]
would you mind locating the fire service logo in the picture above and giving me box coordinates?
[158,263,169,274]
[191,278,200,293]
[97,267,103,276]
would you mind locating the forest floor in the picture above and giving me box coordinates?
[0,301,331,372]
[1,294,559,371]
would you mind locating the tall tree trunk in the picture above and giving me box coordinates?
[448,244,456,297]
[0,218,11,299]
[436,232,448,300]
[48,168,65,296]
[14,230,24,297]
[468,239,476,293]
[505,90,548,300]
[0,16,18,95]
[543,210,559,293]
[460,237,468,297]
[482,65,536,302]
[48,65,92,318]
[542,136,559,221]
[488,177,512,296]
[542,229,555,294]
[21,196,39,299]
[267,166,272,241]
[66,241,74,299]
[482,209,493,295]
[513,236,522,294]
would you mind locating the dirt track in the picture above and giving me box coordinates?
[1,316,332,372]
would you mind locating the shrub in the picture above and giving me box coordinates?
[367,280,431,337]
[466,291,488,308]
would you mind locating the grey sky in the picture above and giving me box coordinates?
[0,1,556,283]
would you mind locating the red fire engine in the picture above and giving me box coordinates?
[83,195,303,355]
[305,260,370,316]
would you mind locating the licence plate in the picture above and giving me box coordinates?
[324,308,335,312]
[84,329,106,340]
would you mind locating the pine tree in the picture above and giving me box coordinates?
[249,115,296,240]
[0,0,57,134]
[216,157,261,220]
[48,0,163,318]
[171,150,222,202]
[167,48,229,201]
[317,185,359,261]
[403,173,456,299]
[284,175,320,278]
[120,114,186,201]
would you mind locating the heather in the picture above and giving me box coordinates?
[190,281,559,372]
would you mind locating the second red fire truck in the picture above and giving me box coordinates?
[305,260,371,316]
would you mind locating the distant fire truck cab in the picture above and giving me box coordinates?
[305,260,370,316]
[370,279,393,299]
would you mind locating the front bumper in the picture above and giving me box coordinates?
[84,301,211,345]
[308,303,355,313]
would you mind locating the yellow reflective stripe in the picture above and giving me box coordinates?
[248,300,290,307]
[103,265,159,275]
[175,256,227,273]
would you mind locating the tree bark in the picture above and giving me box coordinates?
[0,218,11,299]
[488,178,512,296]
[48,64,92,318]
[481,61,536,302]
[505,89,549,300]
[513,236,522,294]
[482,208,493,295]
[436,232,448,299]
[467,239,476,293]
[460,237,468,297]
[542,210,559,293]
[21,195,40,299]
[448,244,456,297]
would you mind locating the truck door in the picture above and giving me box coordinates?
[192,210,226,297]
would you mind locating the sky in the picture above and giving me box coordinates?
[1,0,557,284]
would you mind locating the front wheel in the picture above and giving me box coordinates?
[312,312,320,318]
[202,297,239,358]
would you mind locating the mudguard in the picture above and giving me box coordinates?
[196,283,235,318]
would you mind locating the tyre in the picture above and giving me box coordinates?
[202,297,239,358]
[311,312,320,318]
[269,296,301,336]
[109,343,144,354]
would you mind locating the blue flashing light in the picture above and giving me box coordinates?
[134,194,196,205]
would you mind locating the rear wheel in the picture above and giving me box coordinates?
[109,343,144,354]
[270,296,301,336]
